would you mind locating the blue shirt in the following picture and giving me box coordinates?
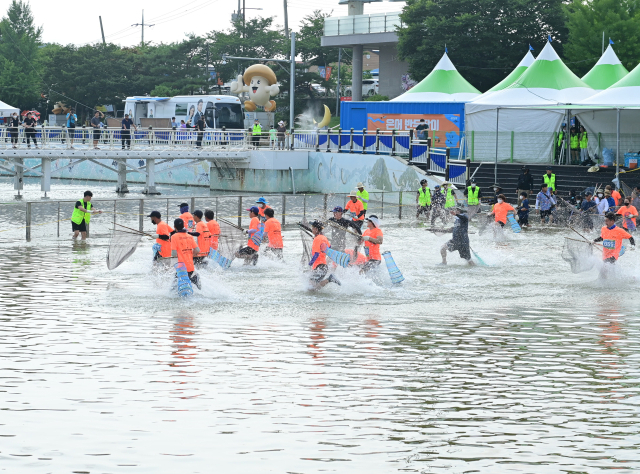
[581,200,597,212]
[66,113,77,127]
[518,198,529,216]
[536,191,553,211]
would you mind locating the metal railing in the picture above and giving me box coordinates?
[2,191,427,242]
[323,12,402,36]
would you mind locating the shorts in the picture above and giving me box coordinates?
[72,221,87,232]
[93,130,101,140]
[193,256,208,266]
[310,264,328,282]
[540,210,552,220]
[604,256,617,264]
[518,213,529,225]
[238,246,257,256]
[417,205,431,216]
[446,239,471,261]
[362,259,381,273]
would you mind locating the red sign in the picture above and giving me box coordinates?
[340,97,352,102]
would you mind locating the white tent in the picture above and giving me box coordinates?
[483,50,535,98]
[465,42,596,163]
[581,44,628,91]
[576,62,640,161]
[0,100,19,118]
[391,52,480,102]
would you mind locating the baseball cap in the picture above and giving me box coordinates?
[246,206,260,214]
[147,210,161,218]
[178,202,189,208]
[332,206,344,213]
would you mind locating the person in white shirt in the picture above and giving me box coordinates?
[595,190,609,215]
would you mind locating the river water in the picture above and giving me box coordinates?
[1,179,639,473]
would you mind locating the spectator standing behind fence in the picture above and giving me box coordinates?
[66,108,77,149]
[570,126,579,164]
[252,119,262,148]
[91,111,104,150]
[269,126,277,150]
[23,112,38,149]
[277,121,286,150]
[536,183,556,224]
[579,126,588,163]
[195,115,205,148]
[121,113,137,150]
[9,112,19,149]
[415,119,428,141]
[171,117,178,128]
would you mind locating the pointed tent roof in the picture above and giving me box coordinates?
[468,42,595,108]
[0,99,19,114]
[391,52,481,102]
[581,44,629,90]
[579,61,640,105]
[486,51,535,93]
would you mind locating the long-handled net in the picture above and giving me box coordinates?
[298,220,314,267]
[217,218,246,266]
[107,228,144,270]
[561,237,596,273]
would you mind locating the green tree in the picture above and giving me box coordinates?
[297,10,341,66]
[397,0,569,92]
[564,0,640,76]
[206,17,286,85]
[0,0,42,109]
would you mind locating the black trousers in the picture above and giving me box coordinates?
[10,129,18,145]
[121,131,131,149]
[196,131,203,148]
[25,129,37,146]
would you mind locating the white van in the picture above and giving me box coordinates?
[123,95,245,129]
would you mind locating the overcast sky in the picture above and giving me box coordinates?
[24,0,403,47]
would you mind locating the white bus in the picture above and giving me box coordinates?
[123,95,245,129]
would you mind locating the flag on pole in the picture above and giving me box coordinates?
[529,44,534,51]
[445,45,448,53]
[548,34,552,42]
[609,38,614,45]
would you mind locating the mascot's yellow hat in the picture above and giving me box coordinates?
[242,64,277,85]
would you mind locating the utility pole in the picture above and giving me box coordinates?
[243,0,246,37]
[336,48,341,116]
[290,32,295,131]
[206,44,210,94]
[99,16,106,46]
[132,9,154,47]
[283,0,289,38]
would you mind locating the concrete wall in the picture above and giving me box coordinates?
[378,44,409,100]
[20,150,444,196]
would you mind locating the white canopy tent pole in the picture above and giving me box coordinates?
[494,107,500,184]
[616,108,620,185]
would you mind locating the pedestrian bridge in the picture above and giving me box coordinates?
[0,126,466,197]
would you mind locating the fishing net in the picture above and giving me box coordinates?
[621,180,633,199]
[106,228,143,270]
[299,218,314,267]
[561,237,596,273]
[217,219,246,265]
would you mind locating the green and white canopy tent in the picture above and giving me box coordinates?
[575,62,640,159]
[391,52,481,102]
[581,44,628,90]
[465,42,596,163]
[483,50,536,97]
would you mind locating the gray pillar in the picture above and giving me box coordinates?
[143,159,159,194]
[116,161,129,194]
[14,158,24,199]
[41,158,51,199]
[352,45,363,102]
[565,109,571,166]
